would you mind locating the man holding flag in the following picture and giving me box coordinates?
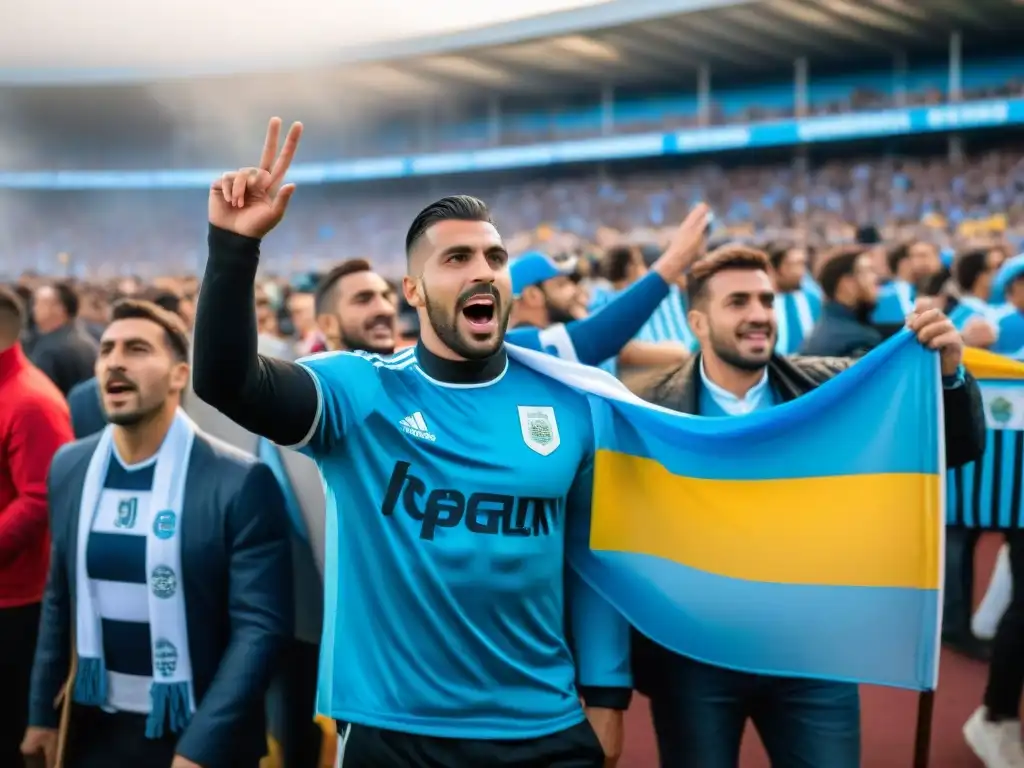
[193,117,710,766]
[622,245,984,767]
[192,116,982,768]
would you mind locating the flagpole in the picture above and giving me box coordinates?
[912,690,935,767]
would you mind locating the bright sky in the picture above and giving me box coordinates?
[0,0,609,81]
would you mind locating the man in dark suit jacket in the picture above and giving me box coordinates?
[623,246,985,768]
[22,300,292,768]
[799,247,884,357]
[28,282,98,397]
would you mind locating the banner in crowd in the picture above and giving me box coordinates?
[510,330,943,691]
[0,99,1018,189]
[948,348,1024,528]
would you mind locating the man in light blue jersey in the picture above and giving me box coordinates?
[193,117,690,767]
[949,248,1003,336]
[587,244,698,376]
[990,259,1024,359]
[871,240,942,334]
[507,250,694,369]
[764,241,821,354]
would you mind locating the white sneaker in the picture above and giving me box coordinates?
[964,707,1024,767]
[972,545,1012,640]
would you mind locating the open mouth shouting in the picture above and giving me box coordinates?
[103,376,137,405]
[461,294,498,335]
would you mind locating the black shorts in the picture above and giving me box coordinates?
[335,719,604,768]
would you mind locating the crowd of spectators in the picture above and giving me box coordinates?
[2,143,1023,280]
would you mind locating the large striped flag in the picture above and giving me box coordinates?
[508,329,944,691]
[948,347,1024,528]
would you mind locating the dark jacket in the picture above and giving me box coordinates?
[626,350,986,468]
[66,377,106,440]
[624,350,986,696]
[65,374,325,641]
[29,322,98,397]
[800,301,883,358]
[29,430,293,768]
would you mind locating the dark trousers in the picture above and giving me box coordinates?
[943,527,981,640]
[0,602,41,768]
[277,639,322,768]
[984,531,1024,719]
[65,707,178,768]
[648,655,860,768]
[335,719,603,768]
[65,706,262,768]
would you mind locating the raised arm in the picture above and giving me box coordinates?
[506,270,670,363]
[564,204,708,365]
[194,226,318,446]
[192,117,318,447]
[508,204,708,365]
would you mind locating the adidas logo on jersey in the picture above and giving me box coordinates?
[400,411,436,442]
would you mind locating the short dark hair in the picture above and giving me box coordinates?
[600,245,636,283]
[764,241,796,271]
[139,288,183,318]
[855,224,881,245]
[953,249,991,292]
[886,242,910,275]
[917,267,951,298]
[109,299,190,362]
[818,247,865,301]
[315,259,373,314]
[41,281,80,318]
[0,286,25,335]
[686,245,771,307]
[405,195,492,257]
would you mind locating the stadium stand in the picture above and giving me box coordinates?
[3,140,1024,278]
[4,1,1024,279]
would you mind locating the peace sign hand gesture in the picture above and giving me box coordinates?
[209,117,303,240]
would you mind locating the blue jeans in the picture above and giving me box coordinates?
[648,655,860,768]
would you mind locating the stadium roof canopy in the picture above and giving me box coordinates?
[2,0,1023,168]
[5,0,1023,95]
[313,0,1024,100]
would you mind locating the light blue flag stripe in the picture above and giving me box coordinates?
[590,330,939,479]
[573,548,941,690]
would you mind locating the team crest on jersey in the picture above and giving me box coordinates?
[981,386,1024,430]
[991,396,1013,425]
[517,406,560,456]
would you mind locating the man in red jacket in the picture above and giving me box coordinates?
[0,286,73,767]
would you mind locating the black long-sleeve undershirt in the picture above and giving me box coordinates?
[193,225,319,446]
